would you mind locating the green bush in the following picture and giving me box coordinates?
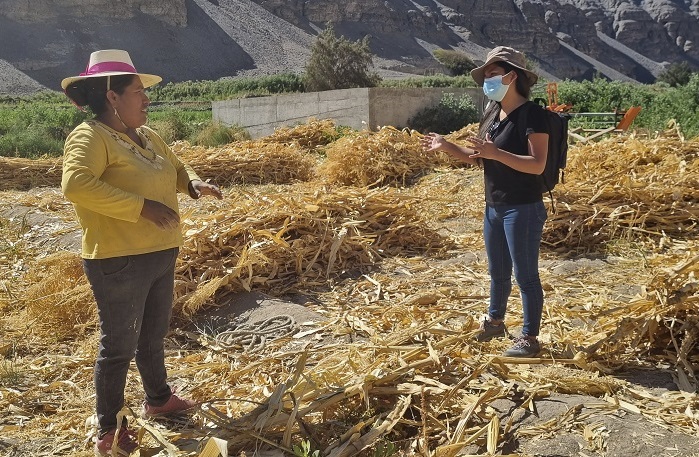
[432,49,476,76]
[552,78,655,113]
[640,73,699,137]
[656,61,695,87]
[148,73,304,102]
[191,121,250,147]
[380,75,476,88]
[0,127,64,158]
[147,111,195,144]
[303,25,381,91]
[0,94,88,157]
[408,93,479,134]
[543,76,699,138]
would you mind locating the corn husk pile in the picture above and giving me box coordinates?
[0,120,466,193]
[22,251,95,339]
[608,248,698,385]
[318,126,460,187]
[174,183,452,316]
[541,239,699,373]
[1,120,698,456]
[544,122,698,250]
[171,140,318,186]
[178,242,698,457]
[0,156,62,190]
[444,124,480,143]
[263,118,345,152]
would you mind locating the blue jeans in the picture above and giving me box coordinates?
[83,248,178,434]
[483,202,546,336]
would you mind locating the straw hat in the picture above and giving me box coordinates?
[470,46,538,86]
[61,49,162,90]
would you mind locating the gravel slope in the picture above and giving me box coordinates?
[0,0,675,96]
[0,59,48,96]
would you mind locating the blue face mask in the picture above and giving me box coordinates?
[483,74,511,102]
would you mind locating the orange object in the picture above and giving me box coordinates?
[615,106,642,131]
[546,82,573,112]
[547,82,559,107]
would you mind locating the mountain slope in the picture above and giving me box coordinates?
[0,0,697,95]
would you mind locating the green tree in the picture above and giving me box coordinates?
[432,49,476,76]
[303,25,381,91]
[656,61,694,87]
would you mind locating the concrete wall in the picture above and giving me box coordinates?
[368,87,484,130]
[213,87,485,138]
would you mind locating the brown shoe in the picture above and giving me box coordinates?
[476,317,507,342]
[502,335,541,357]
[94,426,138,456]
[142,389,197,418]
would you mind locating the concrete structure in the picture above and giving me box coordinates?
[213,87,485,138]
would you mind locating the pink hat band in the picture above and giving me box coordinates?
[80,61,138,77]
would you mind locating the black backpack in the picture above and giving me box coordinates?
[480,101,570,200]
[520,101,570,195]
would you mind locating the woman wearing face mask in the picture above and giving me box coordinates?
[421,46,549,357]
[61,50,223,455]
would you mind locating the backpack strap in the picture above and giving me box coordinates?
[516,102,556,213]
[515,101,536,145]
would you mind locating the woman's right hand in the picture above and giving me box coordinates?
[421,132,448,153]
[140,199,180,230]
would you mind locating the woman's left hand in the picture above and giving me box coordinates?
[189,180,223,199]
[467,133,500,160]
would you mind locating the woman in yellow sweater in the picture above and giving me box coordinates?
[61,49,222,456]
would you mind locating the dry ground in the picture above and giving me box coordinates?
[0,125,697,456]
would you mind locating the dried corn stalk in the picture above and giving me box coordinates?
[318,126,459,187]
[22,251,95,339]
[545,128,698,250]
[174,182,452,315]
[172,140,317,185]
[264,118,346,152]
[2,125,699,456]
[0,156,62,190]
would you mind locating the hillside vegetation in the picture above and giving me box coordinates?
[1,75,699,158]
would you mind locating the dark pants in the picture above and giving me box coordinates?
[83,248,178,434]
[484,202,546,337]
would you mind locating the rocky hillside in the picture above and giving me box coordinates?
[0,0,697,95]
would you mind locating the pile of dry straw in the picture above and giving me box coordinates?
[3,118,697,456]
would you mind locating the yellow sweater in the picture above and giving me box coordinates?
[62,121,200,259]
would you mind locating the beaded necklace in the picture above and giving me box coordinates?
[88,120,163,170]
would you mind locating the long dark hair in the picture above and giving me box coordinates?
[478,101,500,140]
[64,74,136,114]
